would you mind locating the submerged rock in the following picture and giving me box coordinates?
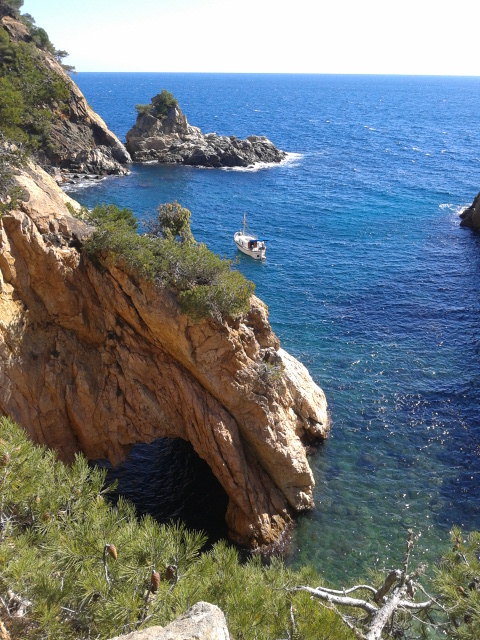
[0,161,328,548]
[126,98,286,168]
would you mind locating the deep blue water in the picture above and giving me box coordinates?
[70,73,480,581]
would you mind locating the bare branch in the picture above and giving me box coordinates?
[315,584,377,597]
[102,545,110,587]
[373,570,401,603]
[365,582,409,640]
[398,599,433,611]
[401,528,415,585]
[291,585,377,615]
[415,581,449,614]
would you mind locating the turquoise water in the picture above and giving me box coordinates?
[70,73,480,581]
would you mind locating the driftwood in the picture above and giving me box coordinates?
[291,530,437,640]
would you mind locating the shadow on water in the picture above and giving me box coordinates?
[94,437,229,547]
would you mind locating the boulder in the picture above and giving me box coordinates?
[107,602,230,640]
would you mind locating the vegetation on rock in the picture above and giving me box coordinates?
[0,132,27,215]
[1,417,479,640]
[434,527,480,638]
[0,417,353,640]
[135,89,178,119]
[80,203,255,321]
[0,0,71,150]
[147,200,194,245]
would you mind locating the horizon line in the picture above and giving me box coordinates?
[72,70,480,78]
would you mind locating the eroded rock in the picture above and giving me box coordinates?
[0,162,329,548]
[126,101,286,168]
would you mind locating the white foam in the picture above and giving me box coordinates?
[439,203,467,216]
[61,170,130,193]
[220,152,302,173]
[62,176,107,192]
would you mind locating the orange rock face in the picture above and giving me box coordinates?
[0,163,329,547]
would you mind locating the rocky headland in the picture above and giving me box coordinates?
[460,191,480,230]
[0,159,328,548]
[0,6,131,180]
[125,92,287,168]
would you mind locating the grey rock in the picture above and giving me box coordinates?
[107,602,230,640]
[126,102,286,168]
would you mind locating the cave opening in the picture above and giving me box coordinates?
[94,437,229,546]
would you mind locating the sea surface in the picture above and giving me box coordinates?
[68,73,480,582]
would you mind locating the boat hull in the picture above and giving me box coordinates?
[234,233,266,260]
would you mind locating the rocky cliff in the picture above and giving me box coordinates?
[0,6,131,178]
[0,160,328,548]
[126,97,286,168]
[460,191,480,230]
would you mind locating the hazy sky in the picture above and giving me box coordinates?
[21,0,480,75]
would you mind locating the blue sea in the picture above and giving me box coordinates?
[68,73,480,582]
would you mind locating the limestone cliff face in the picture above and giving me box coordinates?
[0,9,131,177]
[460,191,480,230]
[0,162,328,548]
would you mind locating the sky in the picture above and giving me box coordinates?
[20,0,480,76]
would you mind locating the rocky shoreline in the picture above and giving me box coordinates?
[126,95,287,168]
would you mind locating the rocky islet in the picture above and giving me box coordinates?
[125,94,287,168]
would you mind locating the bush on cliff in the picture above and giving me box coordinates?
[0,132,28,215]
[134,89,178,120]
[147,200,194,244]
[82,203,254,321]
[0,417,354,640]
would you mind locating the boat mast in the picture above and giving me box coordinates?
[243,213,246,235]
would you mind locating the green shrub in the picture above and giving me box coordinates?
[3,0,23,14]
[0,133,27,215]
[434,527,480,639]
[0,20,70,149]
[0,417,355,640]
[134,103,152,116]
[134,89,178,120]
[151,89,177,118]
[148,200,194,244]
[81,203,254,321]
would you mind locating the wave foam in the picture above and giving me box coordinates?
[220,152,302,172]
[439,203,468,216]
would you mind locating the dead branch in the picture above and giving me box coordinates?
[374,570,401,603]
[290,585,377,615]
[291,529,437,640]
[315,584,377,597]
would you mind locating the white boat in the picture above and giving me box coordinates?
[234,215,266,260]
